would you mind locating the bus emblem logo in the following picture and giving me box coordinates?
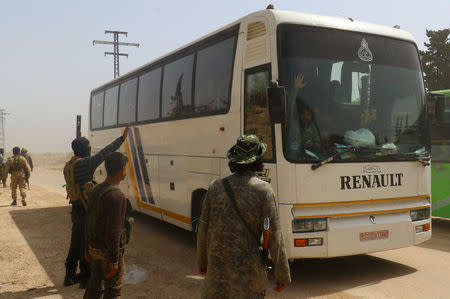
[369,216,376,224]
[363,165,381,174]
[358,39,373,62]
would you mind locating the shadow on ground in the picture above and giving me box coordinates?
[0,286,66,299]
[9,205,446,298]
[3,206,76,299]
[277,254,416,298]
[4,206,201,299]
[417,217,450,253]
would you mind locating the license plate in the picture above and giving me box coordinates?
[360,230,389,242]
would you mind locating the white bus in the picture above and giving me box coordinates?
[89,8,431,259]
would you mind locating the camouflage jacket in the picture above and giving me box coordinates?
[3,156,31,179]
[197,171,291,298]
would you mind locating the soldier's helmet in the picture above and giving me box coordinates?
[227,135,267,164]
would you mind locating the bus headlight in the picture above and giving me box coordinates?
[410,208,430,221]
[292,218,327,233]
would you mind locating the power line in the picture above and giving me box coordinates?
[93,30,140,78]
[0,109,10,149]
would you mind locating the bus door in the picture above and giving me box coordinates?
[243,64,278,197]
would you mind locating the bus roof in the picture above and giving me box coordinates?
[430,89,450,97]
[270,9,416,42]
[92,8,417,92]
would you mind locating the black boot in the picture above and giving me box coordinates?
[78,271,90,289]
[10,200,17,206]
[64,268,77,286]
[79,279,88,289]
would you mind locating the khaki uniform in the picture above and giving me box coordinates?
[3,156,31,200]
[0,154,5,187]
[21,152,33,171]
[197,171,291,299]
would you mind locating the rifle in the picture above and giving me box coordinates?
[261,217,272,272]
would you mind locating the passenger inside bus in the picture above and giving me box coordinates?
[297,104,321,150]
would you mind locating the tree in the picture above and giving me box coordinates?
[420,29,450,91]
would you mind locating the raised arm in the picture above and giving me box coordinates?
[75,124,129,183]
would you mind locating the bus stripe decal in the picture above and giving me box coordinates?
[129,129,148,203]
[133,127,155,204]
[123,133,141,205]
[293,205,430,219]
[293,194,431,207]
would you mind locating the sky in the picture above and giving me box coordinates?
[0,0,448,153]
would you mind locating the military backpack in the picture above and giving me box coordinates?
[63,158,95,211]
[9,156,27,173]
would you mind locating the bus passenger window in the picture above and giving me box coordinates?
[118,77,137,124]
[162,54,194,117]
[91,91,104,129]
[137,68,161,121]
[104,85,119,127]
[195,36,236,113]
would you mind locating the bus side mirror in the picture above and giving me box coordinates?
[267,80,287,124]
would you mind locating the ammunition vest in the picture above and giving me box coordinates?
[87,184,134,248]
[9,156,26,173]
[63,158,96,211]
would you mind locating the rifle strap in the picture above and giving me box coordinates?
[222,177,260,246]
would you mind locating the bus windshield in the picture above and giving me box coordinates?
[277,24,429,163]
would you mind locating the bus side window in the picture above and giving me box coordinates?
[194,36,236,113]
[104,85,119,127]
[91,91,104,129]
[244,65,274,161]
[118,77,138,125]
[137,68,162,122]
[161,54,194,118]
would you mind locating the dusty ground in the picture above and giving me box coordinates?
[0,153,203,299]
[0,153,449,298]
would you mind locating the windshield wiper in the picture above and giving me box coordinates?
[370,152,430,166]
[311,147,357,170]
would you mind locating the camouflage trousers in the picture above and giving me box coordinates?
[10,172,27,200]
[84,249,124,299]
[1,168,5,186]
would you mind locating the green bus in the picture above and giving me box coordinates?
[430,89,450,218]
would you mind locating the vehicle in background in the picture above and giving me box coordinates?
[429,89,450,218]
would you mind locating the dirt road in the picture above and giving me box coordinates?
[0,158,449,298]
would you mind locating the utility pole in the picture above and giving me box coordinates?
[93,31,140,78]
[76,115,81,138]
[0,109,9,149]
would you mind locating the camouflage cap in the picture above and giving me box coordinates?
[227,135,267,164]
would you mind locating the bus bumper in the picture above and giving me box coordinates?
[282,205,432,259]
